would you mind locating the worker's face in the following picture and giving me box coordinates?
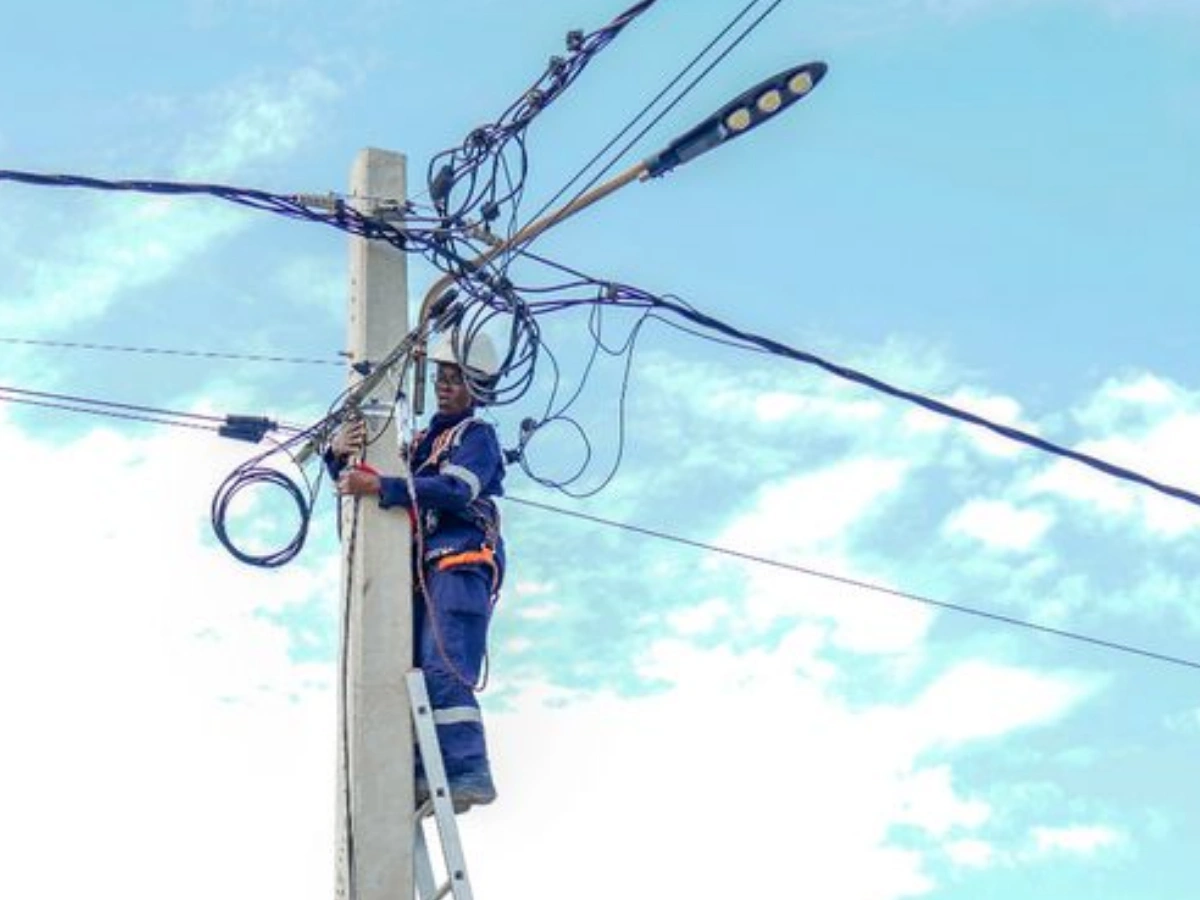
[433,363,473,416]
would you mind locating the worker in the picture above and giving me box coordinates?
[328,331,506,813]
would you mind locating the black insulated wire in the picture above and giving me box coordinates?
[210,458,314,568]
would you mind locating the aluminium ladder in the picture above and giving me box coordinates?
[408,668,476,900]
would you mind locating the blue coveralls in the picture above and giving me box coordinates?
[333,409,506,780]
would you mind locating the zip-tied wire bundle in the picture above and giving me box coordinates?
[433,287,541,408]
[514,0,789,261]
[0,167,493,305]
[423,0,658,238]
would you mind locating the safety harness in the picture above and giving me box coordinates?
[410,417,502,596]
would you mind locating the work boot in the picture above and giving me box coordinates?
[415,770,497,814]
[448,768,497,814]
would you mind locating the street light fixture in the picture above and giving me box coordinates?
[643,60,827,177]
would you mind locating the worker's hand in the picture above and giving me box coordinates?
[338,466,382,497]
[331,419,367,460]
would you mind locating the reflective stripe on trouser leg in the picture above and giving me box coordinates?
[433,706,483,726]
[415,564,493,779]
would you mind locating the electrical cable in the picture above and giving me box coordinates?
[339,498,360,900]
[0,381,317,567]
[0,384,229,425]
[0,168,423,256]
[210,452,316,568]
[0,393,223,434]
[515,298,647,496]
[0,335,343,366]
[5,3,1193,535]
[8,376,1199,672]
[624,285,1200,510]
[522,0,771,236]
[472,233,1200,513]
[505,495,1200,673]
[422,0,660,230]
[0,383,307,434]
[511,0,789,262]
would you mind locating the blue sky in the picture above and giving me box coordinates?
[2,1,1199,898]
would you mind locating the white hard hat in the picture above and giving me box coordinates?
[428,331,501,378]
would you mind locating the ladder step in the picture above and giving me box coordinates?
[409,669,476,900]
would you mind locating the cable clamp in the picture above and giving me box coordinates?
[218,415,277,443]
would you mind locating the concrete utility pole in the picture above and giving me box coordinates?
[336,148,413,900]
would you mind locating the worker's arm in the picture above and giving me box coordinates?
[338,422,503,512]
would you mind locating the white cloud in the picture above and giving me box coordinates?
[0,410,339,900]
[1029,824,1123,857]
[461,637,1095,900]
[0,68,339,334]
[0,198,246,333]
[753,388,886,425]
[943,498,1055,551]
[510,579,562,623]
[903,660,1097,748]
[945,838,995,867]
[721,457,910,554]
[1089,372,1180,409]
[0,392,1121,900]
[893,765,992,837]
[177,68,339,181]
[1026,375,1200,537]
[666,596,732,635]
[934,389,1031,459]
[715,457,934,654]
[470,644,930,900]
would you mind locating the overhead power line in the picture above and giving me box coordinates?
[0,392,224,434]
[506,495,1200,673]
[0,384,298,438]
[4,383,1196,671]
[481,245,1200,513]
[3,32,1193,514]
[525,0,785,239]
[0,335,344,366]
[631,287,1200,510]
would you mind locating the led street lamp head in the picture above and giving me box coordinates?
[644,60,828,178]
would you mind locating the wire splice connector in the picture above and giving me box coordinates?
[218,414,278,444]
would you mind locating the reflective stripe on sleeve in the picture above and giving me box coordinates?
[441,463,482,501]
[433,706,483,726]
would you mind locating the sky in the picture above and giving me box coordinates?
[1,1,1199,898]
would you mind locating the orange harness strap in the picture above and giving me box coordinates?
[434,545,500,594]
